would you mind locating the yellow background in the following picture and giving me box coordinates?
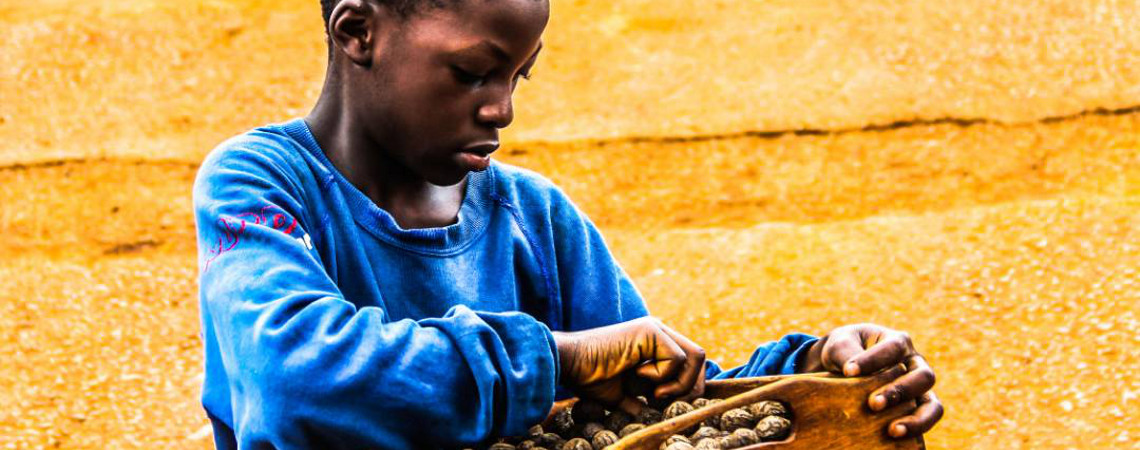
[1,0,1137,448]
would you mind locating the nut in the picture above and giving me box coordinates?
[664,401,695,420]
[659,435,691,450]
[582,422,606,440]
[591,430,619,449]
[618,423,647,438]
[528,425,545,438]
[746,401,787,419]
[688,426,720,443]
[604,410,633,432]
[561,438,592,450]
[754,415,791,441]
[636,407,663,425]
[730,428,758,446]
[718,408,755,432]
[665,400,699,434]
[535,432,565,450]
[717,433,748,450]
[552,408,576,436]
[693,438,722,450]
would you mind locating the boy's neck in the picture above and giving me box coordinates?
[305,93,467,229]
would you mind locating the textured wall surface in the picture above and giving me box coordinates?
[2,0,1137,448]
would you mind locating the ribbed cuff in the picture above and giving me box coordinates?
[785,334,821,374]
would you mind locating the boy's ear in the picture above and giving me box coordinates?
[329,0,383,67]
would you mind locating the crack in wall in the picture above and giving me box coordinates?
[2,103,1138,172]
[590,103,1140,147]
[0,157,199,172]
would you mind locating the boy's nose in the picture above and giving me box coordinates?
[476,88,514,129]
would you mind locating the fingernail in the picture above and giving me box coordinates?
[891,424,906,437]
[844,361,860,377]
[872,395,886,411]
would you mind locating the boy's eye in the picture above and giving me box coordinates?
[510,70,533,90]
[451,66,485,86]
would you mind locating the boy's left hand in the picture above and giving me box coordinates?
[798,323,944,439]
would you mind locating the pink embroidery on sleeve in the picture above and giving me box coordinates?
[202,203,302,273]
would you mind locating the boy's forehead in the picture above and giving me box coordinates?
[410,0,547,57]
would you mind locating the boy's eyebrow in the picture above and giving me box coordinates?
[459,40,543,64]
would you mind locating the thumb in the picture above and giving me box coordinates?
[635,327,687,382]
[635,358,679,382]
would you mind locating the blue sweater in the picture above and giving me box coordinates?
[193,118,818,449]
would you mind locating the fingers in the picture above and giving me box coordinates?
[634,322,687,383]
[679,362,707,402]
[651,323,707,399]
[820,326,866,375]
[888,391,944,438]
[636,358,680,381]
[558,317,708,407]
[814,324,941,439]
[868,354,936,411]
[843,330,909,377]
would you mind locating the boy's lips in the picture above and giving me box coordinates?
[461,141,500,156]
[457,141,499,171]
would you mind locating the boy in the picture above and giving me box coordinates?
[193,0,943,447]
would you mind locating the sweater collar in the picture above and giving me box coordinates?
[281,118,495,256]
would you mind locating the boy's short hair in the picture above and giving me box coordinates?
[320,0,455,30]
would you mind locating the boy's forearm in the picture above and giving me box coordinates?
[551,330,576,386]
[796,337,827,373]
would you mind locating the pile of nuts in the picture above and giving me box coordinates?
[476,397,792,450]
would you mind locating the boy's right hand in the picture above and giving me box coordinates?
[552,317,706,415]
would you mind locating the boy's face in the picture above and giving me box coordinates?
[347,0,548,186]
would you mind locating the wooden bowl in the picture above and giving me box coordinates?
[606,365,925,450]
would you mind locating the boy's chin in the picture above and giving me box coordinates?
[425,153,490,186]
[426,163,485,187]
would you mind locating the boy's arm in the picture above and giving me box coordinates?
[194,148,556,448]
[545,186,650,331]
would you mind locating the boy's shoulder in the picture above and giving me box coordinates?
[199,122,309,177]
[489,161,568,205]
[490,161,592,225]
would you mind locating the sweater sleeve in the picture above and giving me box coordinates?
[193,146,557,448]
[704,333,819,379]
[545,185,650,331]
